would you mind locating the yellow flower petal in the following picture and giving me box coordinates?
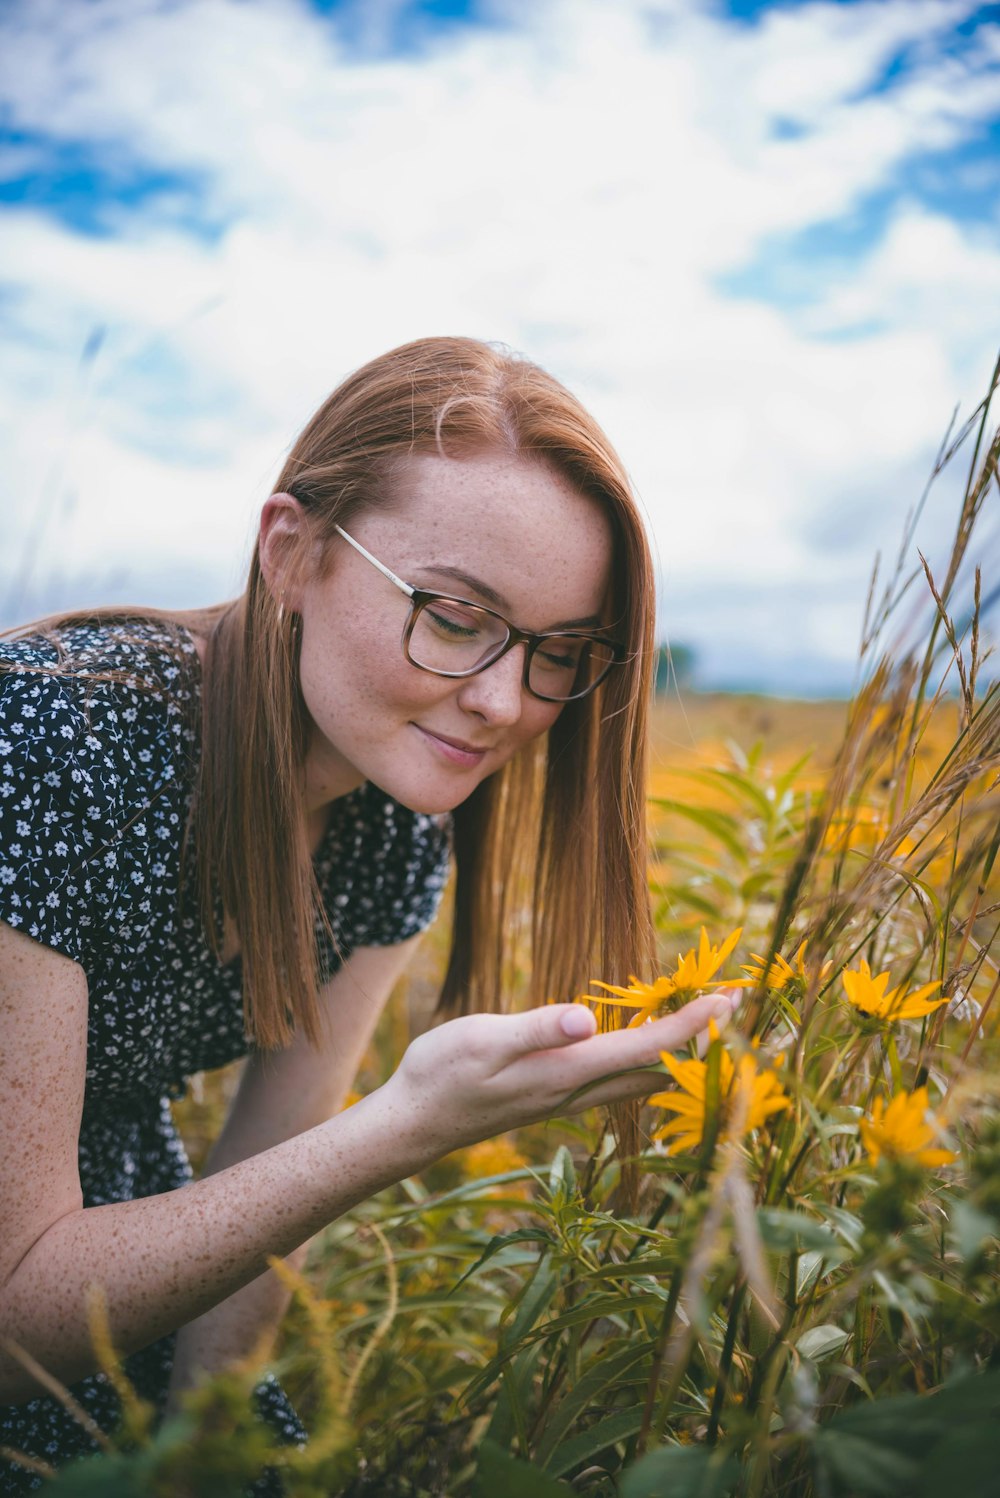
[860,1087,955,1169]
[842,960,947,1024]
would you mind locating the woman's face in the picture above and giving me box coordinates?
[288,450,614,817]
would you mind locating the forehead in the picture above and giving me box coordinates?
[362,451,613,619]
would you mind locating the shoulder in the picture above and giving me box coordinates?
[0,620,200,963]
[0,618,200,766]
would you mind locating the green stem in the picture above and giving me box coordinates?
[707,1278,747,1447]
[636,1267,684,1456]
[743,1341,790,1498]
[885,1032,903,1092]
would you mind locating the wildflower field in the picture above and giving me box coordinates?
[27,374,1000,1495]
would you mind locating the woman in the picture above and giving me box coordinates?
[0,337,737,1491]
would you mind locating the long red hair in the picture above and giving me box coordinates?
[196,337,657,1051]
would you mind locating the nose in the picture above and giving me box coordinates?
[455,643,528,726]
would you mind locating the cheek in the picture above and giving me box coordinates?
[298,612,442,730]
[516,699,564,746]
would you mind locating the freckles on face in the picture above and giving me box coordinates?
[294,451,615,815]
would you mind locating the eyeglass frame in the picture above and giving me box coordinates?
[333,524,625,703]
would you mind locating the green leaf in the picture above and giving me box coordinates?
[648,799,749,863]
[660,887,731,919]
[907,1369,1000,1424]
[505,1250,561,1347]
[980,816,1000,885]
[931,1278,1000,1334]
[813,1429,921,1496]
[48,1454,150,1496]
[670,765,775,822]
[619,1443,740,1498]
[739,870,782,901]
[391,1168,541,1216]
[546,1405,647,1478]
[549,1145,577,1198]
[915,1421,1000,1498]
[46,1414,213,1496]
[451,1229,556,1293]
[796,1324,850,1362]
[472,1439,572,1498]
[486,1341,545,1454]
[773,749,814,801]
[517,1291,664,1343]
[535,1341,655,1465]
[813,1372,1000,1496]
[947,1198,999,1264]
[816,1203,866,1253]
[796,1250,831,1298]
[757,1207,842,1255]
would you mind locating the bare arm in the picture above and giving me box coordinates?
[0,919,737,1405]
[166,938,420,1406]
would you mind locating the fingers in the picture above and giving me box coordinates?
[509,990,740,1067]
[617,991,740,1066]
[509,1004,598,1058]
[695,987,743,1057]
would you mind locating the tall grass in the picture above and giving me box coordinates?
[11,361,1000,1496]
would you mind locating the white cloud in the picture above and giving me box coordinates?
[0,0,998,691]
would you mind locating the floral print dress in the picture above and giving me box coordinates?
[0,622,451,1494]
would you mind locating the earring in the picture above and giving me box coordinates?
[277,593,286,627]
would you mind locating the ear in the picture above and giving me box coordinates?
[258,492,310,611]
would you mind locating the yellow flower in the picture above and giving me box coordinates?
[841,959,947,1023]
[740,939,833,992]
[460,1137,528,1179]
[458,1136,531,1201]
[586,927,742,1026]
[824,806,915,860]
[648,1022,791,1155]
[859,1088,956,1169]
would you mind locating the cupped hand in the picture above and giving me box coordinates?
[385,987,743,1157]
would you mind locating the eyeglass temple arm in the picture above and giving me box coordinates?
[334,525,415,598]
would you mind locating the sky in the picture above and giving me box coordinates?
[1,0,998,695]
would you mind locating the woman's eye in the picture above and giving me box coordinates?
[426,605,483,639]
[536,641,584,672]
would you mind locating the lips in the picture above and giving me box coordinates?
[421,728,492,754]
[414,724,494,765]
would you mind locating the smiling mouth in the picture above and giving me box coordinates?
[414,725,493,762]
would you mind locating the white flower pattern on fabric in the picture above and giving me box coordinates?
[0,621,452,1495]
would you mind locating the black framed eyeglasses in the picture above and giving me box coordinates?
[334,525,624,703]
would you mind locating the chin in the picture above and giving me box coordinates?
[371,771,487,818]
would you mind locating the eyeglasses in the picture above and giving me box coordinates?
[334,525,624,703]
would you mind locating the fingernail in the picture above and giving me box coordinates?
[560,1006,596,1038]
[711,998,733,1020]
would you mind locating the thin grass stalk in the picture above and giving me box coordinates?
[0,1337,113,1452]
[706,1276,747,1446]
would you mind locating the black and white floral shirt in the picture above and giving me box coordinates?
[0,620,451,1494]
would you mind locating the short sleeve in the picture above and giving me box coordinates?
[0,627,198,977]
[313,783,452,975]
[0,664,106,966]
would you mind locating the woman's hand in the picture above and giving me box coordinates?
[382,989,743,1158]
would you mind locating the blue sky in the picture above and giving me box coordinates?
[1,0,998,694]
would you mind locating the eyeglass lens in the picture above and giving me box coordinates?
[408,598,615,700]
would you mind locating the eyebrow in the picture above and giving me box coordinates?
[416,563,604,631]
